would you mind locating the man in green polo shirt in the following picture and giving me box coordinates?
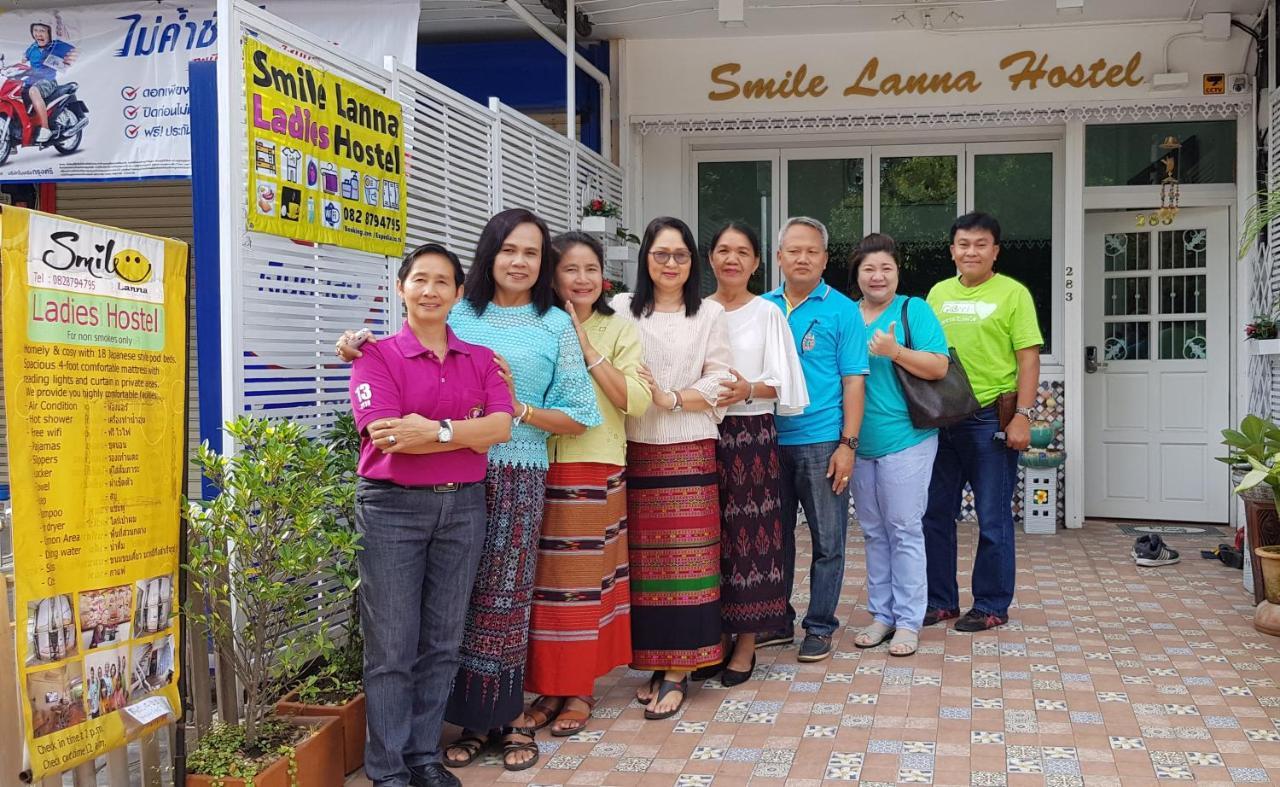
[922,212,1042,632]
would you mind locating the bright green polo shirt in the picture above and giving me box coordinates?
[926,273,1042,407]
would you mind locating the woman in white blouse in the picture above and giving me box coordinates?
[696,222,808,686]
[614,216,733,720]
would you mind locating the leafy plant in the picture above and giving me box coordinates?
[603,277,629,295]
[184,417,358,751]
[1246,315,1279,340]
[1239,186,1280,258]
[187,718,303,778]
[615,226,641,245]
[1223,414,1280,506]
[583,198,621,218]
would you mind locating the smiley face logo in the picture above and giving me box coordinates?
[112,248,153,284]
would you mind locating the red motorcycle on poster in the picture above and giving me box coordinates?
[0,22,89,167]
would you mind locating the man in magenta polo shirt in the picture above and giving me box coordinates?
[349,243,513,787]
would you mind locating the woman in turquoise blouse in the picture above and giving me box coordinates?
[850,233,950,657]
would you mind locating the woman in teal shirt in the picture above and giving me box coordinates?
[850,234,950,657]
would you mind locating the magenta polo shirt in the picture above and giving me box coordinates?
[350,322,514,485]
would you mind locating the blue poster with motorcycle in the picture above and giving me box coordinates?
[0,0,419,181]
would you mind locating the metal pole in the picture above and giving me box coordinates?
[566,0,576,145]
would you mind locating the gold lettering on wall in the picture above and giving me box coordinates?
[706,50,1145,102]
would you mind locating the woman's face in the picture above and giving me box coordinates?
[493,222,543,298]
[857,251,899,304]
[709,229,758,291]
[555,243,603,310]
[396,253,461,323]
[647,227,692,294]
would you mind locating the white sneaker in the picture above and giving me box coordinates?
[35,128,52,144]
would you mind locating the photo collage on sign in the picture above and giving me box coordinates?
[252,137,400,233]
[24,574,176,737]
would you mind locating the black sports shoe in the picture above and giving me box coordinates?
[954,609,1009,632]
[410,762,462,787]
[755,627,794,649]
[1132,534,1180,567]
[922,607,961,627]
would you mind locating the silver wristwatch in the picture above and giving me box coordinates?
[1014,406,1034,420]
[438,418,454,443]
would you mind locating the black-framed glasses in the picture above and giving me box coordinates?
[650,250,693,266]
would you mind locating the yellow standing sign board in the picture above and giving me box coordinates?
[1,206,186,779]
[245,37,408,257]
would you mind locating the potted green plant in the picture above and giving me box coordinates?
[184,417,357,786]
[277,413,366,775]
[1221,415,1280,606]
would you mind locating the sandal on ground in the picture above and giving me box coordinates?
[635,670,662,703]
[551,695,597,737]
[888,628,919,657]
[854,620,895,648]
[525,695,564,731]
[500,725,540,771]
[443,730,489,768]
[643,675,689,721]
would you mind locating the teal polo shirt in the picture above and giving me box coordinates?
[763,280,869,446]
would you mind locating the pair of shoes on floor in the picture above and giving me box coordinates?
[1132,534,1181,567]
[924,606,1008,632]
[1201,543,1244,569]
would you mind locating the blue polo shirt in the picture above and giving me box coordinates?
[763,280,869,446]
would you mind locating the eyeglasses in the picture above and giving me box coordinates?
[649,250,692,266]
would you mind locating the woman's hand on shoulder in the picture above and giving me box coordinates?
[335,328,375,362]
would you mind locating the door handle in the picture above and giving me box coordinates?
[1085,345,1108,374]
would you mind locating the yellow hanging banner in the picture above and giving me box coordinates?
[1,206,186,779]
[244,37,407,257]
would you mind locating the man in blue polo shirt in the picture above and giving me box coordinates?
[760,216,868,662]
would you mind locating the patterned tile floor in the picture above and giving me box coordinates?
[347,520,1280,786]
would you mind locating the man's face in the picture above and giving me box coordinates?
[32,25,51,46]
[777,223,828,291]
[950,228,999,280]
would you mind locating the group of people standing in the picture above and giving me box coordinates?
[86,659,128,719]
[339,208,1041,787]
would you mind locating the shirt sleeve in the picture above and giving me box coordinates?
[760,301,810,416]
[477,349,516,416]
[611,319,653,418]
[687,308,734,423]
[836,301,870,376]
[907,297,951,355]
[1010,283,1045,351]
[543,318,604,428]
[349,345,401,434]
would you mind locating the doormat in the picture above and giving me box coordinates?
[1115,524,1228,537]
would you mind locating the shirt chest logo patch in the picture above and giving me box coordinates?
[941,300,998,321]
[355,383,372,410]
[801,331,816,352]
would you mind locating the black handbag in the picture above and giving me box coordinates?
[892,297,980,429]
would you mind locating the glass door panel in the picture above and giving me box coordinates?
[873,149,961,301]
[696,158,775,294]
[783,153,867,296]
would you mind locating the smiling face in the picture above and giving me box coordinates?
[950,227,999,284]
[857,251,899,305]
[710,228,759,291]
[397,252,462,325]
[647,227,693,295]
[493,222,544,301]
[778,223,828,292]
[555,243,603,310]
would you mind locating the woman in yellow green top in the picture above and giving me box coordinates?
[524,231,652,736]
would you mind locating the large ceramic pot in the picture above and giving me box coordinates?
[1254,546,1280,637]
[187,715,344,787]
[277,691,366,774]
[1245,495,1280,604]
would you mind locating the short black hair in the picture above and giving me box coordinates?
[950,211,1002,245]
[850,232,899,269]
[707,221,761,260]
[552,231,615,317]
[465,208,557,316]
[398,243,463,285]
[631,216,703,319]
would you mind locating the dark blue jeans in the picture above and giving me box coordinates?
[921,406,1019,617]
[356,479,486,787]
[779,440,851,637]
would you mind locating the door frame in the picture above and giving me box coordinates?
[779,146,872,288]
[1081,206,1232,523]
[687,148,781,289]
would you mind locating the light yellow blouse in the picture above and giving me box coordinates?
[547,310,652,466]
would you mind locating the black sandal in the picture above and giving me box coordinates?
[635,670,662,703]
[643,675,688,720]
[500,725,539,771]
[443,730,488,769]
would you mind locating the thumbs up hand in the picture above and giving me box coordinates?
[868,321,900,358]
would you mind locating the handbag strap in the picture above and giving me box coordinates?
[898,297,914,351]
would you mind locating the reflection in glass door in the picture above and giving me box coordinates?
[696,156,776,293]
[783,151,867,295]
[871,148,962,301]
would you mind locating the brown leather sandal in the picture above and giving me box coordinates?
[551,695,597,737]
[525,695,563,731]
[500,725,540,771]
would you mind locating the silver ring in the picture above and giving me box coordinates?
[387,435,397,445]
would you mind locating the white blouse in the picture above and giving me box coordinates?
[720,296,810,418]
[611,293,733,445]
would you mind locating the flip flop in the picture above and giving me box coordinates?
[643,675,688,721]
[500,724,540,771]
[443,730,488,769]
[525,695,563,731]
[551,695,597,737]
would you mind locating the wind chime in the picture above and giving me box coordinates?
[1138,135,1181,226]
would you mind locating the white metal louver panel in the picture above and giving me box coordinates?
[496,102,573,235]
[574,144,628,277]
[1268,88,1280,419]
[397,66,497,269]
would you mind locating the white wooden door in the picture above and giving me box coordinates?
[1083,208,1230,523]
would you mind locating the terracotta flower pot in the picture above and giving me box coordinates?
[277,690,365,774]
[187,715,344,787]
[1253,546,1280,637]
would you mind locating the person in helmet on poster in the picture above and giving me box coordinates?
[21,20,78,143]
